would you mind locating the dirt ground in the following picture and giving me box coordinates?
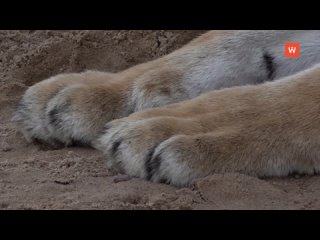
[1,30,320,210]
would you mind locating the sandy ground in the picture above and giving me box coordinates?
[1,30,320,210]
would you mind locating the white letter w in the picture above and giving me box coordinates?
[288,47,296,53]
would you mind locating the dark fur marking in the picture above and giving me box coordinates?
[46,86,71,127]
[101,124,112,134]
[48,102,69,127]
[145,147,162,180]
[111,139,122,156]
[48,107,62,126]
[263,52,276,81]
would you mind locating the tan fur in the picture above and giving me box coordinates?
[92,65,320,186]
[13,30,320,186]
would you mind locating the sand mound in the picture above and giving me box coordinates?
[1,30,320,209]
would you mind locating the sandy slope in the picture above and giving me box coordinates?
[1,30,320,210]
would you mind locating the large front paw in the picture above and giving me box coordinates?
[12,72,125,147]
[145,135,203,186]
[44,84,106,146]
[92,116,202,185]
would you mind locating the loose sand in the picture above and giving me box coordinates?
[1,30,320,209]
